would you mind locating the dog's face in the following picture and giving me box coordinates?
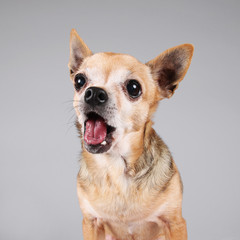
[68,29,193,155]
[70,52,158,154]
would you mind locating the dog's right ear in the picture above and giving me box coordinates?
[68,29,92,74]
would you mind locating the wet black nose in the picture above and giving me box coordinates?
[84,87,108,106]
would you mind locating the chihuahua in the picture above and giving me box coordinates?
[68,29,193,240]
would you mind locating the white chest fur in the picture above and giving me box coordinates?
[78,157,167,222]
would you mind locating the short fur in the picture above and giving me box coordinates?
[68,29,194,240]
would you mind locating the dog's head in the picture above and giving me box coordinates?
[68,29,193,156]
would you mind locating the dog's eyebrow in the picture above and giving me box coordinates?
[108,69,133,83]
[126,69,143,80]
[126,70,133,78]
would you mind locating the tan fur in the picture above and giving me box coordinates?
[68,29,193,240]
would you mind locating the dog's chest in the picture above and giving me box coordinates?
[78,157,156,222]
[77,153,173,239]
[81,173,136,220]
[79,186,168,239]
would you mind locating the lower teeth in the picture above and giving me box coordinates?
[101,141,107,145]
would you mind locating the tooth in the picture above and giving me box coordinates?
[101,141,107,145]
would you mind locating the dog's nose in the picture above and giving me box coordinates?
[84,87,108,106]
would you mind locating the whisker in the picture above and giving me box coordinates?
[63,100,81,135]
[65,120,77,126]
[65,123,76,136]
[65,105,80,114]
[67,112,77,124]
[62,99,79,104]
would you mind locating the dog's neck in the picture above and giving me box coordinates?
[77,121,174,189]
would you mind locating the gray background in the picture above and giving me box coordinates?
[0,0,239,239]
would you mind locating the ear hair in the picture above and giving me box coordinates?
[146,44,194,98]
[68,29,92,74]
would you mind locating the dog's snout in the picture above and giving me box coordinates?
[84,87,108,106]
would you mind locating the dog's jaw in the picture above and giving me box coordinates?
[77,109,117,154]
[83,112,116,154]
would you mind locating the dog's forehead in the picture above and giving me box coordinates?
[82,52,148,84]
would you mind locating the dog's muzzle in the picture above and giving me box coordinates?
[83,87,115,154]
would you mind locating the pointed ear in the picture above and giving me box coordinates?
[146,44,194,98]
[68,29,92,74]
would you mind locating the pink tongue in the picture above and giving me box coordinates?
[84,118,107,145]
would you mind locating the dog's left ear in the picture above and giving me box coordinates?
[146,44,194,98]
[68,29,92,74]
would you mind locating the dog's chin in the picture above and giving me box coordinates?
[83,112,116,154]
[84,141,112,154]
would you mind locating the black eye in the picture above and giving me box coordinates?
[126,80,142,99]
[74,74,86,91]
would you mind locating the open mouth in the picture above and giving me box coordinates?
[83,112,116,154]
